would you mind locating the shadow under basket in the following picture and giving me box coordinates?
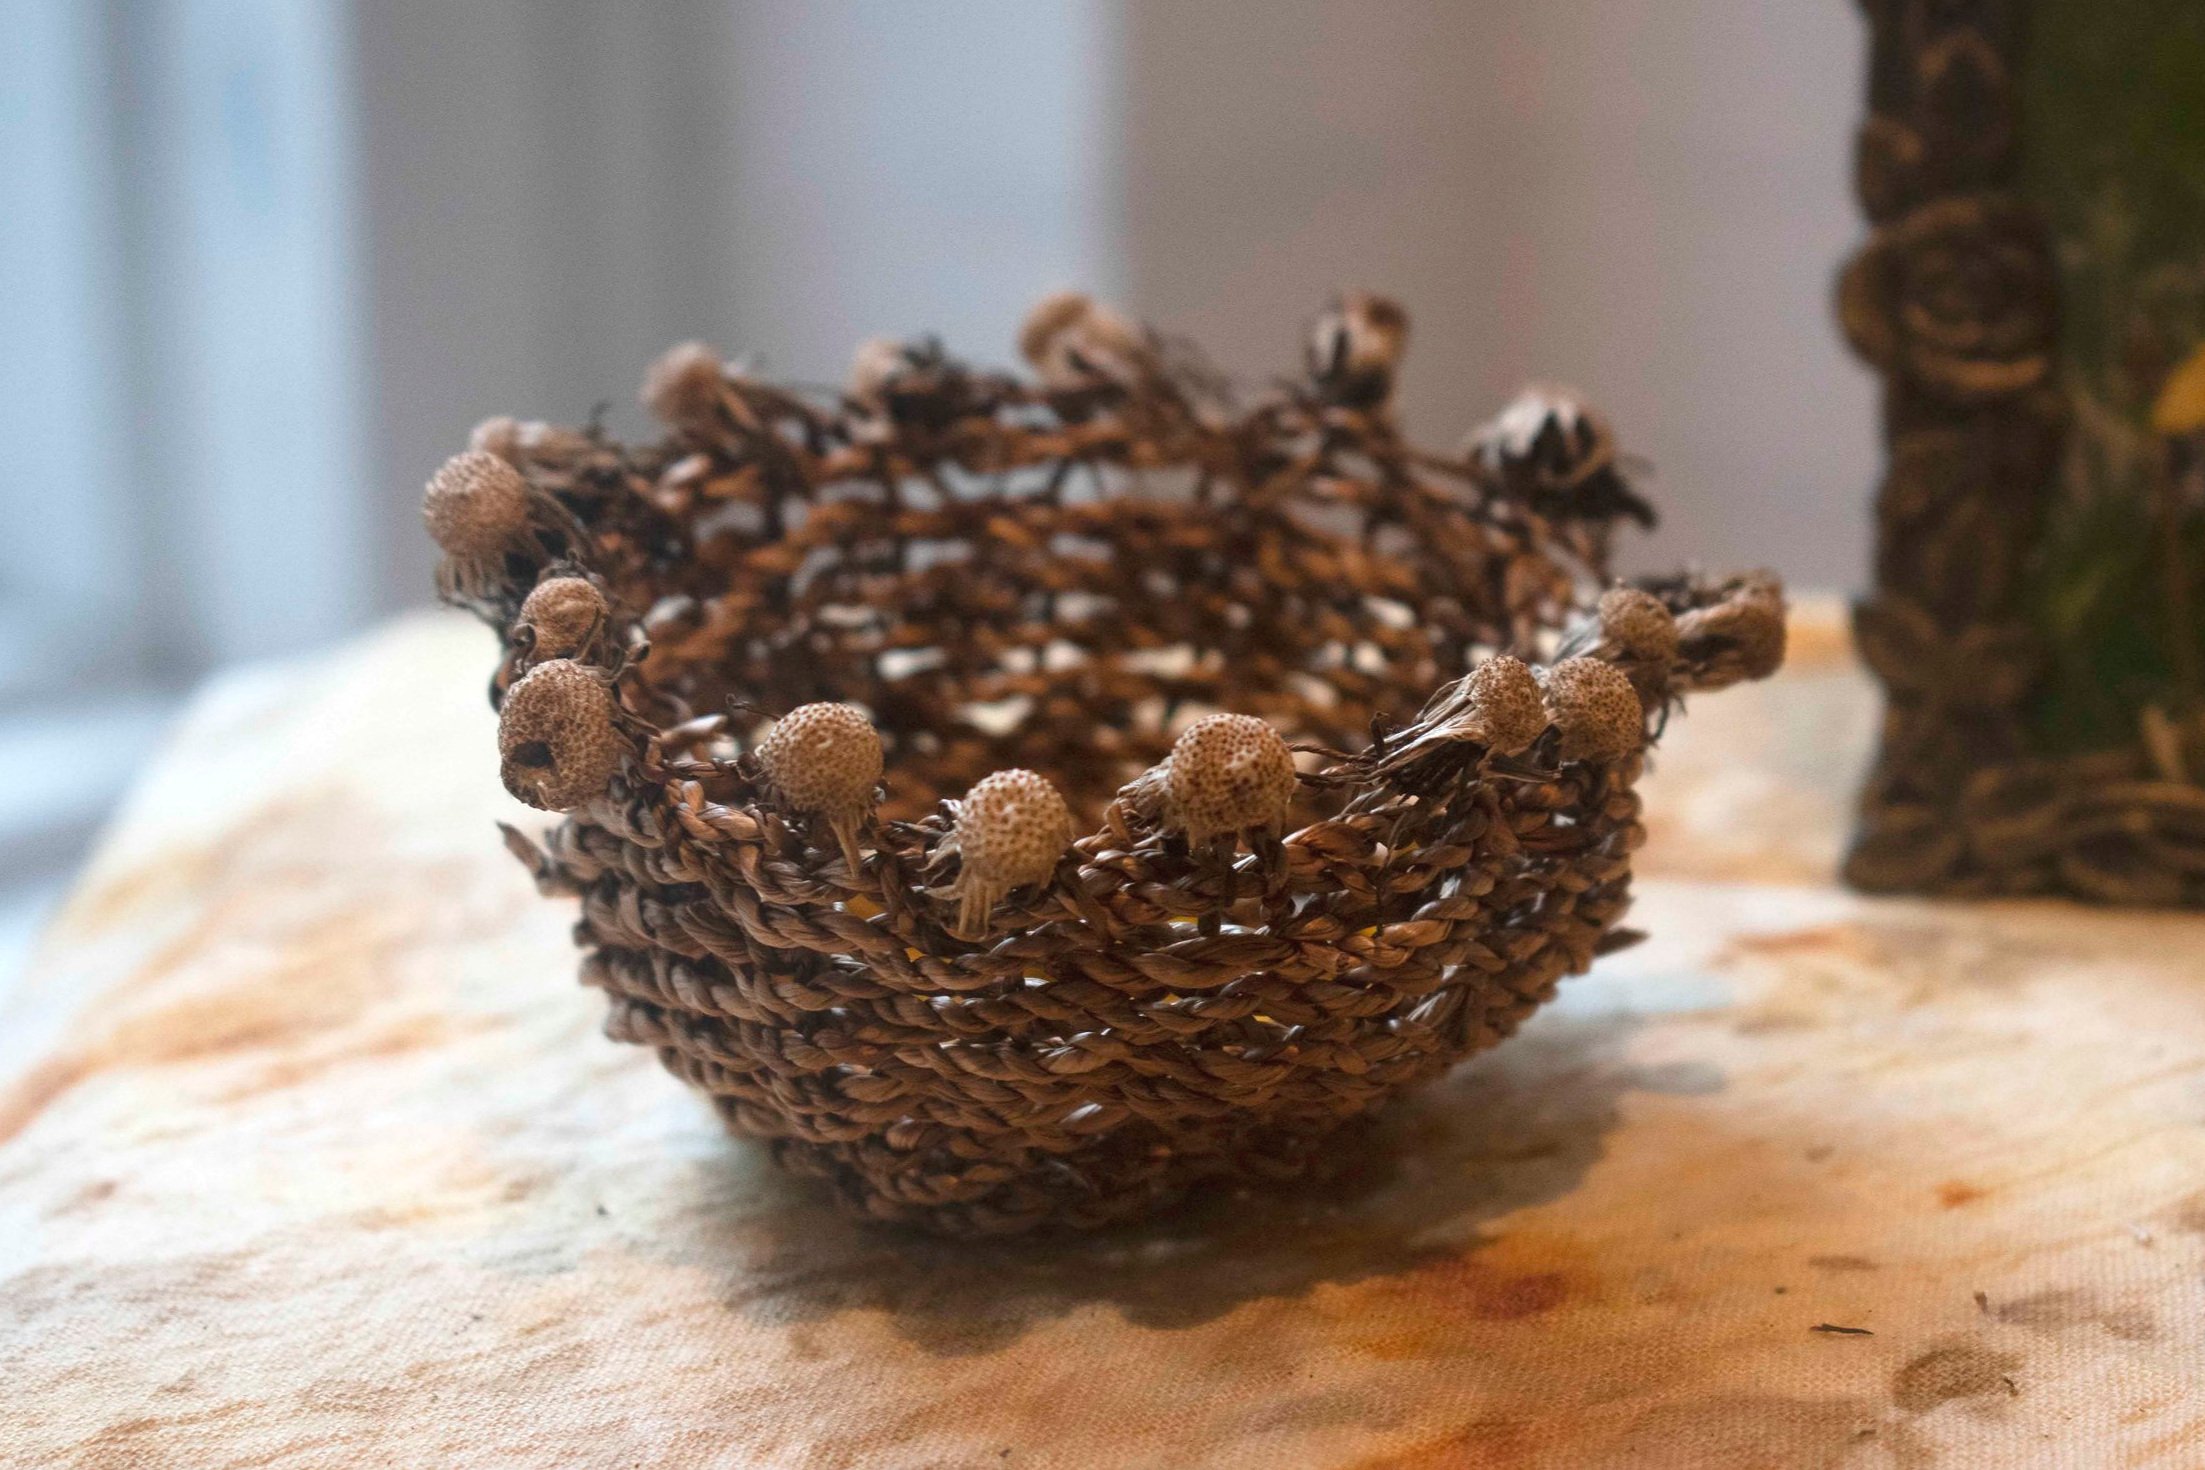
[429,292,1787,1235]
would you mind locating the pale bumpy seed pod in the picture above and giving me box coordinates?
[1018,290,1149,393]
[756,703,884,877]
[516,576,607,662]
[642,341,731,436]
[1598,587,1679,664]
[425,450,537,601]
[424,450,530,560]
[498,659,623,811]
[950,769,1075,939]
[1306,291,1409,409]
[1463,655,1548,755]
[1542,657,1644,763]
[1164,714,1297,846]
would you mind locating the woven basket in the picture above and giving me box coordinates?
[428,292,1787,1235]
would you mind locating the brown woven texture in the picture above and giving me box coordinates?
[427,293,1787,1235]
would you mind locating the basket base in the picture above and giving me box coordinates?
[730,1100,1364,1236]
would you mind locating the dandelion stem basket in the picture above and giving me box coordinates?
[428,293,1787,1235]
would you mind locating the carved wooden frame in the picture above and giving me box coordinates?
[1840,0,2205,904]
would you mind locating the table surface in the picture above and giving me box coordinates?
[4,607,2202,1469]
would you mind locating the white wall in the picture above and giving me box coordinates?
[354,0,1120,606]
[2,0,375,684]
[0,0,143,695]
[719,2,1122,382]
[1122,0,1875,589]
[4,0,1880,691]
[356,0,1873,600]
[354,0,756,610]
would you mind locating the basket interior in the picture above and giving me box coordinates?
[624,451,1594,824]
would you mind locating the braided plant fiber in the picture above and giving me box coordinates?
[428,292,1788,1235]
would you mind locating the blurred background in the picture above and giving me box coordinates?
[0,0,1872,987]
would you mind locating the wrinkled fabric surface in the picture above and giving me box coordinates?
[3,606,2202,1468]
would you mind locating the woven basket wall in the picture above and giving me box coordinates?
[428,293,1787,1234]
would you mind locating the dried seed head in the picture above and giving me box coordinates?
[471,416,593,469]
[956,770,1073,888]
[424,450,532,558]
[1471,384,1610,479]
[1163,714,1297,845]
[1306,291,1409,407]
[950,768,1074,937]
[1598,587,1680,664]
[758,702,883,878]
[848,337,909,401]
[498,659,623,810]
[468,415,524,463]
[642,341,729,434]
[1541,657,1644,763]
[757,703,884,818]
[1679,584,1788,682]
[1020,290,1097,367]
[517,576,607,661]
[846,337,967,431]
[1728,588,1788,680]
[1465,655,1548,754]
[1018,290,1147,391]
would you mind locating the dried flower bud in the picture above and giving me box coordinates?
[1464,655,1548,755]
[498,659,623,810]
[848,337,910,402]
[1731,590,1788,681]
[950,768,1075,938]
[471,416,594,468]
[643,341,730,435]
[1472,384,1603,476]
[1541,657,1644,763]
[468,415,524,463]
[846,336,971,431]
[1306,292,1408,408]
[517,576,607,662]
[1597,587,1679,664]
[1018,290,1149,392]
[1163,714,1297,845]
[1677,583,1787,685]
[756,702,884,876]
[1019,291,1096,367]
[424,450,531,560]
[1468,385,1655,529]
[758,703,882,814]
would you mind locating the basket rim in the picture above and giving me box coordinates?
[443,292,1788,945]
